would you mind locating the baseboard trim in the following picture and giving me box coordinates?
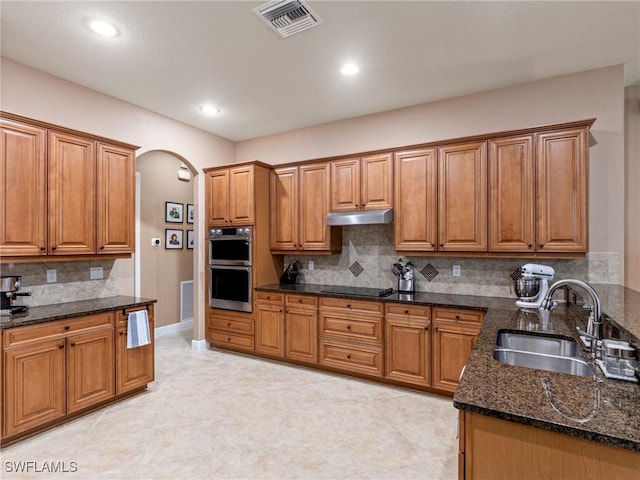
[191,338,210,352]
[154,319,193,338]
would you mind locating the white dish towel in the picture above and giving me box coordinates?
[127,310,151,348]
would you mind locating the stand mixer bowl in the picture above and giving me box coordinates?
[514,277,541,299]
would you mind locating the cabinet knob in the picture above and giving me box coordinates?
[347,304,351,309]
[539,244,544,248]
[70,342,76,347]
[404,310,409,314]
[424,326,429,331]
[528,244,533,249]
[227,337,231,342]
[455,315,460,320]
[433,327,438,332]
[40,246,46,251]
[64,325,70,331]
[52,246,57,250]
[347,325,351,330]
[58,344,65,349]
[226,322,231,327]
[439,244,443,249]
[100,245,105,250]
[298,299,303,303]
[119,331,125,336]
[346,354,351,359]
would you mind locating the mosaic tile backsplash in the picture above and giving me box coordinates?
[285,224,620,298]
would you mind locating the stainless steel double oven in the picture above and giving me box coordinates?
[207,226,252,313]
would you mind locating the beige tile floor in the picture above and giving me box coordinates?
[1,330,458,480]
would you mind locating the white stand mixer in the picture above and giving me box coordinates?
[514,263,555,309]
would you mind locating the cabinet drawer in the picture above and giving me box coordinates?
[210,330,254,352]
[320,312,382,344]
[319,296,383,315]
[255,291,284,304]
[386,303,430,319]
[117,304,154,325]
[285,294,317,309]
[209,315,254,335]
[433,307,484,324]
[319,339,383,377]
[3,312,115,349]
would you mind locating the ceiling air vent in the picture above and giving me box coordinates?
[254,0,323,38]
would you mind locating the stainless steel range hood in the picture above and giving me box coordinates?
[326,209,394,226]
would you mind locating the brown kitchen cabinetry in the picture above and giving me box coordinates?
[330,153,393,212]
[206,164,255,226]
[116,306,155,394]
[285,294,318,364]
[438,141,487,252]
[385,303,431,386]
[432,307,483,393]
[270,162,341,253]
[488,135,535,252]
[208,310,255,353]
[536,127,589,252]
[0,113,137,261]
[394,148,438,251]
[254,291,285,357]
[0,118,47,256]
[318,297,384,377]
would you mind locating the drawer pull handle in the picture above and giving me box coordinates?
[64,326,70,331]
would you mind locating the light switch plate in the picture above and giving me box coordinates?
[452,265,461,277]
[308,260,314,271]
[90,267,103,280]
[46,269,57,283]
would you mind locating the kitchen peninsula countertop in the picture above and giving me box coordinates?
[0,296,157,330]
[256,283,640,451]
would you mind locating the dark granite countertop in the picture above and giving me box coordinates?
[257,282,640,451]
[0,296,157,329]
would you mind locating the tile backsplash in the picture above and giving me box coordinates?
[285,224,620,298]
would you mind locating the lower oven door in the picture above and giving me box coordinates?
[208,264,252,313]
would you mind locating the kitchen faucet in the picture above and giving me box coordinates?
[540,279,603,356]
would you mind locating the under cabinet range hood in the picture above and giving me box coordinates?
[326,209,394,226]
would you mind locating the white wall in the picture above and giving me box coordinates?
[1,57,235,340]
[237,66,626,283]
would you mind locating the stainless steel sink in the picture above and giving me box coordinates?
[493,349,595,377]
[493,330,595,377]
[496,331,583,357]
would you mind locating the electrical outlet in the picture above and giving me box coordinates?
[308,260,314,271]
[90,267,103,280]
[151,237,161,246]
[46,269,57,283]
[452,265,461,277]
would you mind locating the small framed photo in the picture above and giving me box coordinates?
[165,202,184,223]
[165,229,183,249]
[186,204,194,224]
[187,230,194,249]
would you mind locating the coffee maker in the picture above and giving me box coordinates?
[513,264,555,309]
[1,275,31,316]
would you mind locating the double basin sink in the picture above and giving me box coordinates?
[494,330,595,377]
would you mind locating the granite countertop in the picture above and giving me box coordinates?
[257,282,640,451]
[0,296,157,329]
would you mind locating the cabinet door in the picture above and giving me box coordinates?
[116,320,154,394]
[432,321,478,393]
[361,153,393,210]
[394,148,437,251]
[299,162,333,250]
[330,157,360,212]
[229,165,255,225]
[270,167,298,250]
[255,303,285,357]
[96,143,135,254]
[385,315,431,386]
[438,141,487,251]
[488,135,534,252]
[207,169,230,226]
[48,131,96,254]
[66,328,115,413]
[0,119,47,256]
[536,128,588,252]
[3,339,66,437]
[285,307,318,363]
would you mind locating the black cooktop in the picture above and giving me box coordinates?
[319,286,394,298]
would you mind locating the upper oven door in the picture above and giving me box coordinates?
[209,237,252,265]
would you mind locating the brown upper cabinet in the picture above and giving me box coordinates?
[270,162,341,253]
[330,153,393,212]
[206,164,255,226]
[0,114,137,259]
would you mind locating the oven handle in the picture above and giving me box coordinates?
[208,264,252,272]
[208,237,252,242]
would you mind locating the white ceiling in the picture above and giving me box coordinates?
[1,1,639,142]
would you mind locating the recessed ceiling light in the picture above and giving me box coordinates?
[340,63,359,76]
[89,20,119,37]
[200,104,221,115]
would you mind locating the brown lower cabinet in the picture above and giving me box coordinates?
[2,304,154,443]
[458,411,640,479]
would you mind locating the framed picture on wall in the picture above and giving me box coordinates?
[165,202,184,223]
[186,204,194,224]
[165,229,183,249]
[187,230,194,249]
